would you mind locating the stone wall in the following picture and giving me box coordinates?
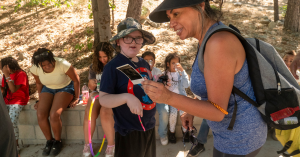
[18,100,210,145]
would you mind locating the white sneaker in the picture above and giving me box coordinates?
[160,136,168,146]
[82,144,92,157]
[105,145,115,157]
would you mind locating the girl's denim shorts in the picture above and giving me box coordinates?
[41,81,75,95]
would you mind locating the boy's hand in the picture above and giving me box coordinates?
[127,94,143,117]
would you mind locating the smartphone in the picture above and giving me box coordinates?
[117,64,144,85]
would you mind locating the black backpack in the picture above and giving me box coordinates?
[197,24,300,131]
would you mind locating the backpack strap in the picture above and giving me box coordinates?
[277,129,300,157]
[197,25,259,130]
[281,150,300,157]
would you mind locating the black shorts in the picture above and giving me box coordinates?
[115,128,156,157]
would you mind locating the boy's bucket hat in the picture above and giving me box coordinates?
[149,0,206,23]
[109,17,155,45]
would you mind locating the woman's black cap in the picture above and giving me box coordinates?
[149,0,206,23]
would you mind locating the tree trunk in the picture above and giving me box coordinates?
[97,0,111,42]
[126,0,143,21]
[91,0,100,45]
[284,0,300,32]
[274,0,279,21]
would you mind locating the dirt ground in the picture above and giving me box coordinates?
[0,0,299,98]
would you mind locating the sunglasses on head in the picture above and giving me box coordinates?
[34,51,50,59]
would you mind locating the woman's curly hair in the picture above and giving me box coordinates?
[92,42,114,74]
[32,48,55,68]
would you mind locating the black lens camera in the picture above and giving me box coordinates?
[157,75,168,86]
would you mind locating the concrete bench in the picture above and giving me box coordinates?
[18,100,211,145]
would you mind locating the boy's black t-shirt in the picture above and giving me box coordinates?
[100,53,156,136]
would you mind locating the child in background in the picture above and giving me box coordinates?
[82,42,115,157]
[0,57,29,154]
[142,51,169,146]
[283,50,296,70]
[163,52,190,143]
[99,17,157,157]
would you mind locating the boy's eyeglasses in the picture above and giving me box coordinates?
[123,37,144,44]
[183,126,199,152]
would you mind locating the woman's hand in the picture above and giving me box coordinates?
[142,80,172,104]
[2,65,11,77]
[175,63,184,72]
[34,101,39,110]
[126,94,143,117]
[290,53,300,79]
[180,112,194,130]
[69,99,78,108]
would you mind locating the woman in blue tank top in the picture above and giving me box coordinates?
[142,0,267,156]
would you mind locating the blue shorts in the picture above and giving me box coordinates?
[41,81,75,95]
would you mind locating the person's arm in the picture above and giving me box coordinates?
[290,52,300,79]
[88,65,97,91]
[99,91,143,117]
[0,87,4,94]
[32,73,43,110]
[32,74,43,96]
[65,65,80,107]
[143,31,244,122]
[88,79,97,91]
[2,66,21,93]
[176,63,190,88]
[180,70,190,88]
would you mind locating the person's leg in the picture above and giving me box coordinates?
[7,104,24,147]
[100,106,115,155]
[197,119,209,144]
[187,119,207,156]
[115,128,155,157]
[49,91,73,156]
[83,92,101,144]
[169,105,177,133]
[169,105,177,143]
[37,92,54,140]
[49,92,73,141]
[144,128,156,157]
[156,103,169,139]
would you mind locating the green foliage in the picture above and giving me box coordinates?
[211,5,219,11]
[86,28,94,36]
[75,38,93,51]
[141,6,148,16]
[75,43,84,50]
[87,38,93,50]
[87,0,93,19]
[1,6,7,10]
[14,0,22,12]
[13,0,73,13]
[109,0,116,10]
[280,5,287,18]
